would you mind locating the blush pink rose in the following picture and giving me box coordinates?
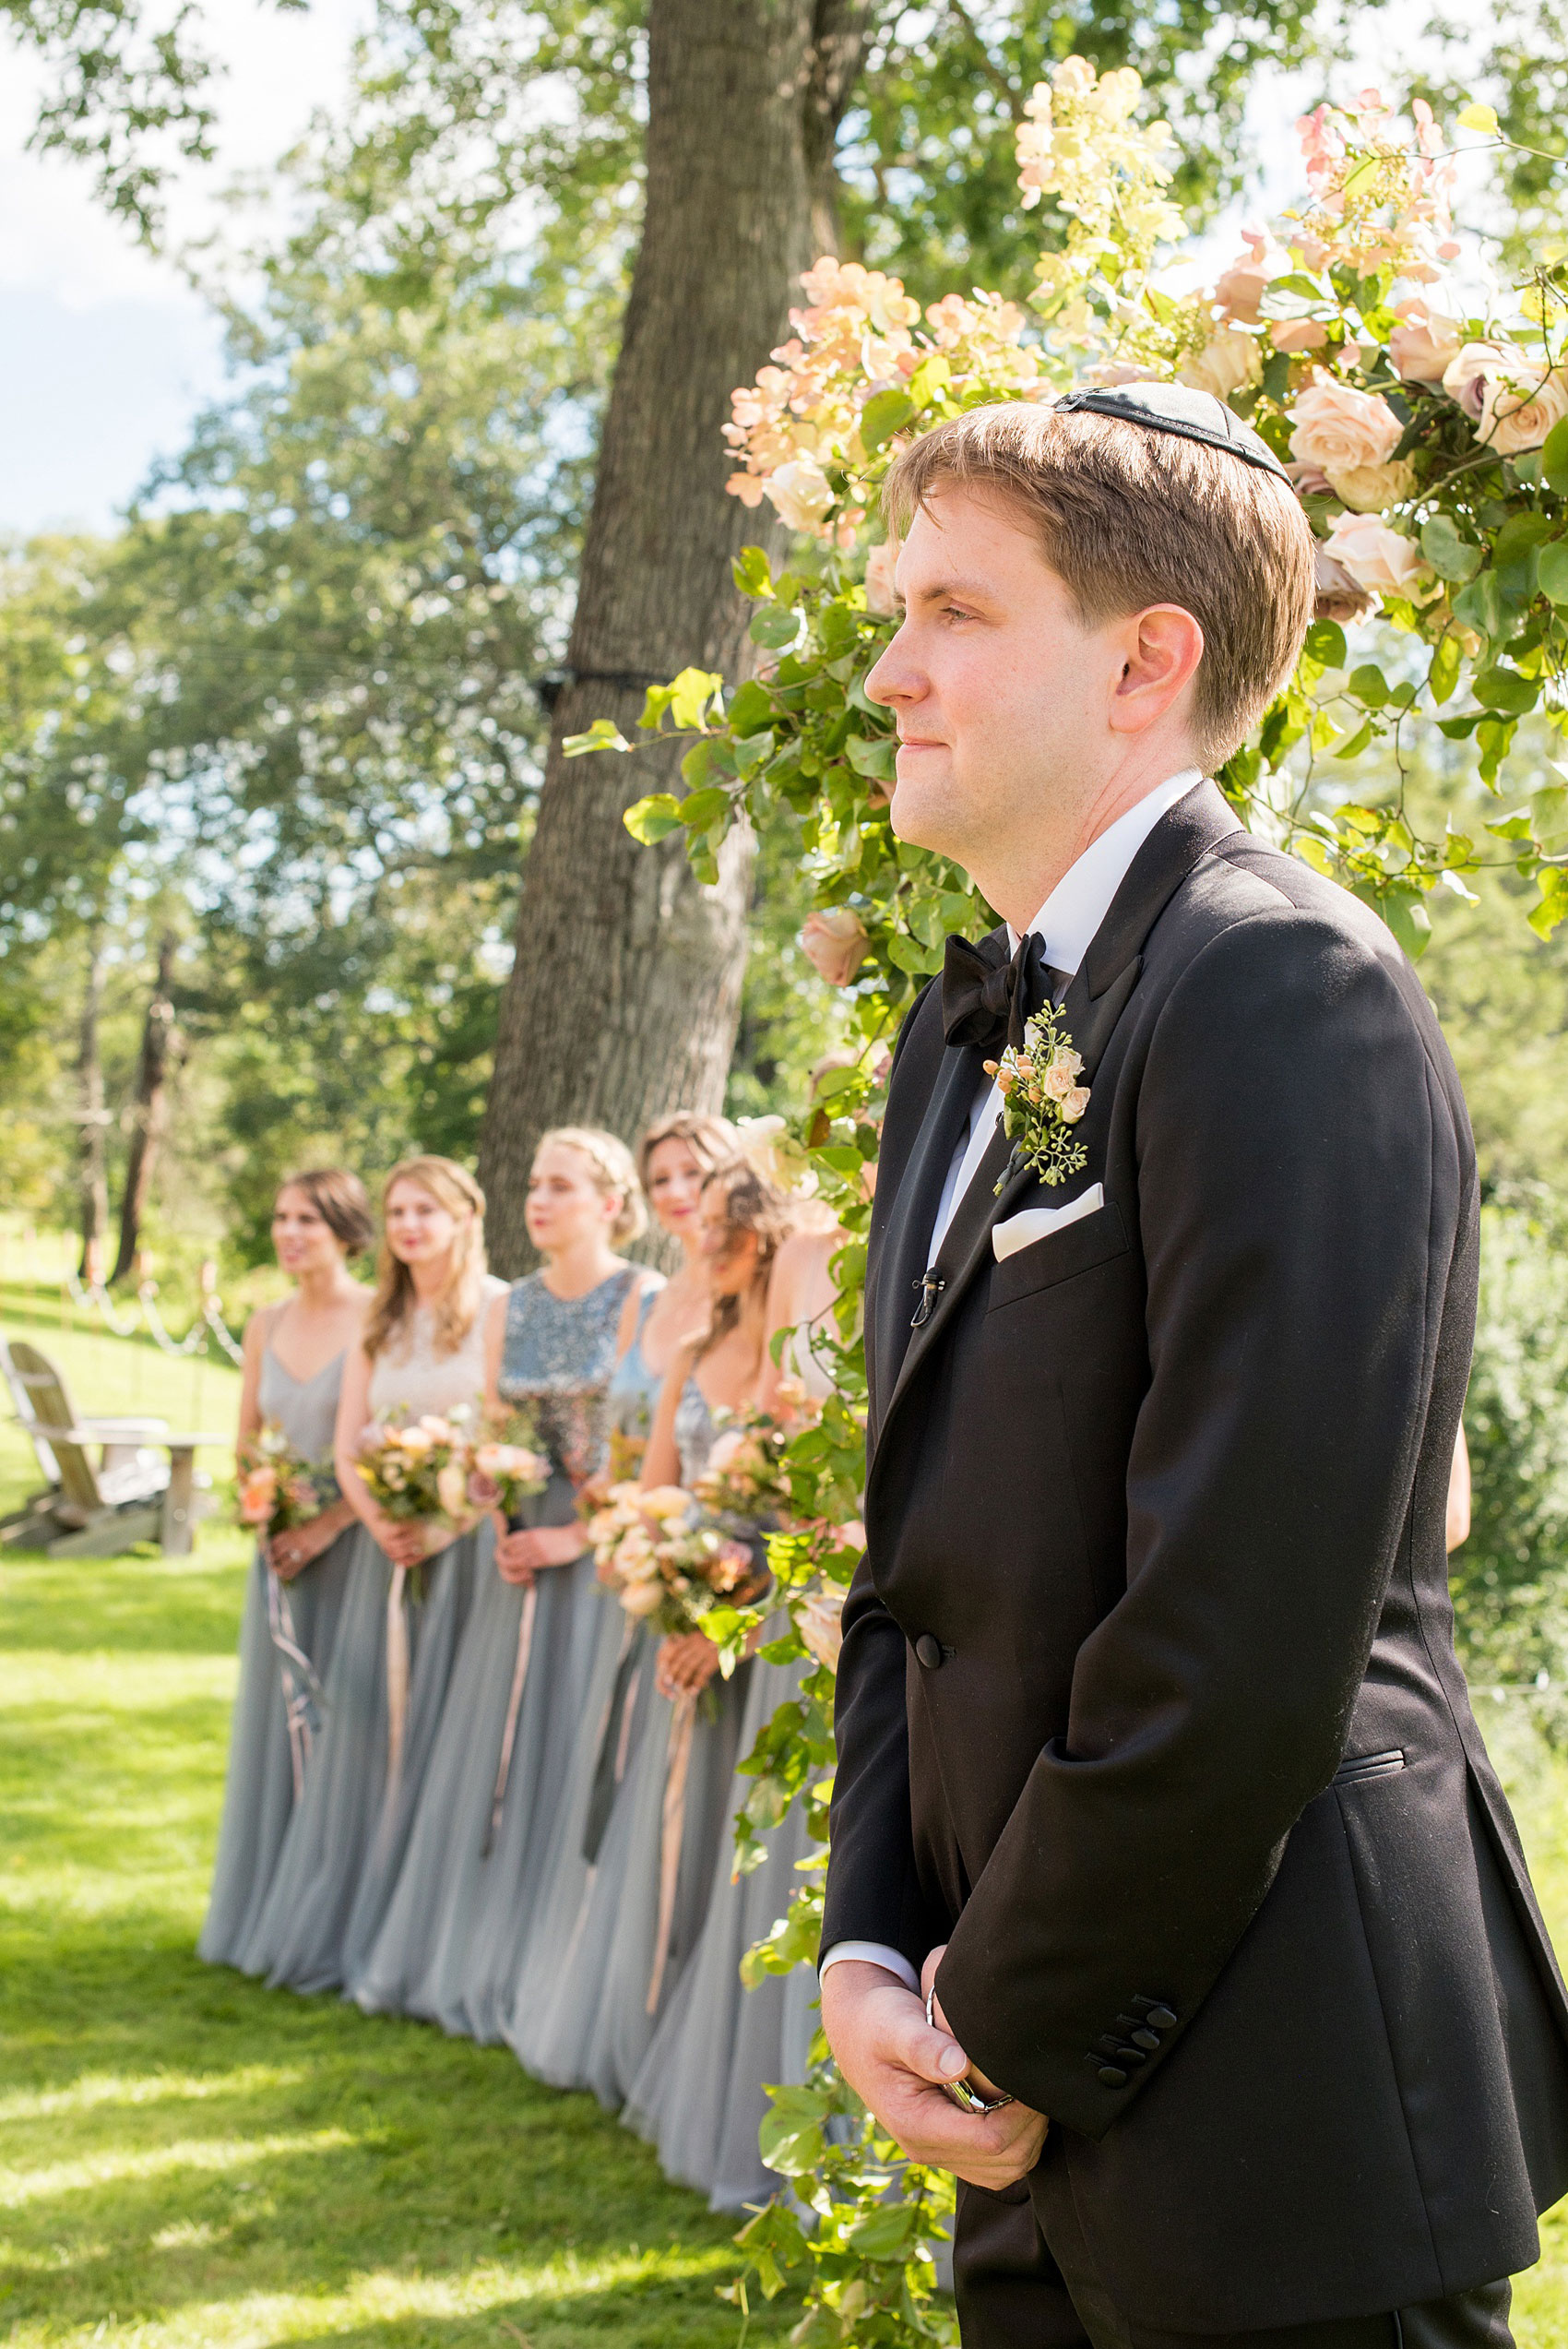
[1321,510,1432,600]
[1271,318,1329,354]
[800,906,871,985]
[1289,376,1402,473]
[1389,300,1463,384]
[764,457,834,534]
[863,541,898,615]
[1178,328,1263,399]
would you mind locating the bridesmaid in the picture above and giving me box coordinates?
[624,1197,842,2209]
[519,1162,793,2108]
[505,1111,739,2071]
[199,1169,371,1971]
[348,1127,653,2037]
[248,1157,504,1993]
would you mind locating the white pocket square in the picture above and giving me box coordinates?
[992,1183,1105,1262]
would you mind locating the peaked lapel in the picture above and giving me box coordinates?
[870,781,1245,1467]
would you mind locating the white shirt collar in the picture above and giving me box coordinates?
[1005,769,1204,974]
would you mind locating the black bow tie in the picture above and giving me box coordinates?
[942,930,1056,1055]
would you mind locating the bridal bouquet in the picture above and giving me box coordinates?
[355,1409,477,1528]
[588,1482,765,1638]
[237,1422,340,1538]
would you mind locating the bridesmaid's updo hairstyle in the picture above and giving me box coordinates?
[364,1156,488,1361]
[695,1160,796,1358]
[636,1110,740,1194]
[277,1167,374,1259]
[536,1127,647,1248]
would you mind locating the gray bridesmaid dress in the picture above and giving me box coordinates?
[198,1342,356,1970]
[244,1282,504,1994]
[509,1376,751,2105]
[623,1639,819,2208]
[347,1267,640,2037]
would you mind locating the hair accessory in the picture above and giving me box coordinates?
[1052,382,1291,481]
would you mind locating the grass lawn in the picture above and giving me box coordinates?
[3,1314,1568,2343]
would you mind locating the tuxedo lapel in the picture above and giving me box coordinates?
[872,1031,988,1432]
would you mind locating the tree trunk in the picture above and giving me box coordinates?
[111,931,180,1286]
[478,0,868,1273]
[75,925,110,1282]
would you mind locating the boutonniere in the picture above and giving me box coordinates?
[985,1004,1091,1194]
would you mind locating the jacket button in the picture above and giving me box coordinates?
[1146,2006,1177,2031]
[914,1633,943,1670]
[1097,2066,1128,2089]
[1129,2028,1159,2052]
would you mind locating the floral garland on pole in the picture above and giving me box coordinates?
[570,65,1568,2343]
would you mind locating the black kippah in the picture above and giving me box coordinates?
[1052,382,1291,482]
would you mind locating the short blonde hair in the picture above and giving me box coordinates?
[535,1127,647,1248]
[884,399,1316,769]
[365,1157,488,1360]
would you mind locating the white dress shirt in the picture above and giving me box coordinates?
[821,769,1203,1999]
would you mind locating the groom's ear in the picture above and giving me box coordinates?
[1107,603,1206,741]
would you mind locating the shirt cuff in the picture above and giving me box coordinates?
[819,1939,921,1995]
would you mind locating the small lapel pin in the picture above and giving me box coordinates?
[910,1270,945,1330]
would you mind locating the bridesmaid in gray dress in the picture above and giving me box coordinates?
[247,1156,503,1993]
[200,1169,372,1970]
[515,1160,797,2108]
[504,1112,742,2078]
[347,1127,658,2036]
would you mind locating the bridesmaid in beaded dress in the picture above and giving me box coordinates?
[347,1127,656,2036]
[200,1170,372,1971]
[516,1162,795,2107]
[624,1201,847,2208]
[505,1112,740,2075]
[248,1158,504,1993]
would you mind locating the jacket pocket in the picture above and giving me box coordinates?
[1332,1747,1406,1787]
[986,1198,1129,1310]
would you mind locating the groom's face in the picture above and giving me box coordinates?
[865,485,1108,879]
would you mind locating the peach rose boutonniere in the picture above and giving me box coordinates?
[985,1002,1091,1193]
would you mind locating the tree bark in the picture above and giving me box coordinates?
[479,0,869,1273]
[111,931,180,1286]
[75,925,110,1282]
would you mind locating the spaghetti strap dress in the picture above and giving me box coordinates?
[199,1341,356,1970]
[246,1281,504,1993]
[347,1266,639,2037]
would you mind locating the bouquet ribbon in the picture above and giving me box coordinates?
[266,1561,327,1801]
[483,1580,539,1860]
[385,1565,410,1810]
[647,1688,698,2015]
[582,1619,646,1866]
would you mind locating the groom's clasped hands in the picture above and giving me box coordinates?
[821,1951,1048,2190]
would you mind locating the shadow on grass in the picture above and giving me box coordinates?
[1,1925,793,2345]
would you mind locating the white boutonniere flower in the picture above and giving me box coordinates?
[985,1005,1091,1193]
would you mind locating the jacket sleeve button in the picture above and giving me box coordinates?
[914,1633,944,1670]
[1129,2028,1159,2052]
[1097,2066,1128,2089]
[1146,2006,1177,2031]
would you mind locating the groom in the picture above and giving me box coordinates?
[819,384,1568,2348]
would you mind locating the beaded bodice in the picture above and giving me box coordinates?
[498,1266,639,1484]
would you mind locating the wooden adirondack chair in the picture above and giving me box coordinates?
[0,1338,222,1556]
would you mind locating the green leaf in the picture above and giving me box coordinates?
[1457,101,1499,133]
[1485,806,1537,843]
[1420,514,1481,583]
[676,786,731,832]
[1473,663,1538,716]
[1543,417,1568,494]
[907,352,952,409]
[1304,619,1347,670]
[726,678,775,735]
[622,793,684,843]
[1538,543,1568,605]
[844,2201,922,2260]
[751,604,802,651]
[562,716,631,757]
[1348,663,1388,709]
[731,544,774,600]
[1333,719,1374,760]
[1454,570,1503,641]
[1532,782,1568,841]
[668,666,724,730]
[1384,889,1432,960]
[846,732,897,782]
[859,388,915,455]
[1429,635,1462,705]
[1528,866,1568,937]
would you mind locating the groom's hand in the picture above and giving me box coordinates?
[821,1954,1048,2191]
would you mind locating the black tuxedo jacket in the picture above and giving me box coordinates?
[824,782,1568,2329]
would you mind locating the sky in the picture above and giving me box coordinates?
[0,0,1443,544]
[0,0,370,538]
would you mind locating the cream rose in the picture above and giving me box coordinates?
[764,457,834,534]
[621,1577,664,1618]
[435,1461,469,1520]
[1486,368,1568,454]
[1325,457,1418,512]
[1321,511,1432,600]
[1289,377,1402,474]
[800,905,870,986]
[1179,328,1263,400]
[863,541,898,616]
[1389,300,1463,384]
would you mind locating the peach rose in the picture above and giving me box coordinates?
[1213,231,1286,324]
[1487,368,1568,454]
[1289,376,1402,474]
[1443,341,1568,451]
[863,541,898,616]
[801,905,870,985]
[435,1461,468,1520]
[1326,458,1417,512]
[764,457,834,534]
[1271,318,1329,354]
[239,1465,277,1526]
[1321,510,1432,600]
[621,1577,664,1617]
[1389,299,1463,384]
[1060,1087,1091,1124]
[798,1585,845,1674]
[1179,328,1263,400]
